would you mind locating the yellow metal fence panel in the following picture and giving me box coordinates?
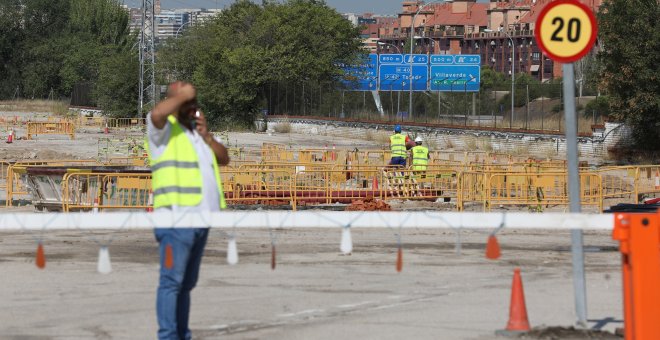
[27,122,75,140]
[486,173,602,212]
[636,166,660,199]
[62,173,151,212]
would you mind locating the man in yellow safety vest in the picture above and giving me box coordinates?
[146,81,230,340]
[411,136,430,171]
[389,124,407,167]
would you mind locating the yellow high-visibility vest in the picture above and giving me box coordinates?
[145,115,226,210]
[411,145,429,171]
[390,134,407,158]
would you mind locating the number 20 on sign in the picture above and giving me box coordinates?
[535,0,598,63]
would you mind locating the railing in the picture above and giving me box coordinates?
[4,156,660,212]
[5,160,108,207]
[634,165,660,200]
[26,122,75,140]
[485,172,602,212]
[221,170,293,207]
[0,161,10,193]
[62,172,152,212]
[106,118,146,129]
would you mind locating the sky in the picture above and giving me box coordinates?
[122,0,406,16]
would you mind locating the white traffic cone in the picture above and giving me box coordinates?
[340,227,353,255]
[146,191,154,212]
[97,246,112,274]
[227,238,238,265]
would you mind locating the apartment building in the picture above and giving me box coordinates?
[127,5,221,41]
[374,0,603,80]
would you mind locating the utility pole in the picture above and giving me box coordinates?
[139,0,157,117]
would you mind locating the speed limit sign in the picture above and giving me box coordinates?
[534,0,598,63]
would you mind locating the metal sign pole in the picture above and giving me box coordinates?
[563,62,588,327]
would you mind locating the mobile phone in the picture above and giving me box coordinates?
[192,110,200,130]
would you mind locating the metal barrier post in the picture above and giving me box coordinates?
[612,211,660,340]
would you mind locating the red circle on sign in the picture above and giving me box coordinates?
[534,0,598,63]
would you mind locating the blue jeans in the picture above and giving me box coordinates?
[390,156,407,167]
[155,228,209,340]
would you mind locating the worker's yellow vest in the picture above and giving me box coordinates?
[145,115,226,210]
[390,134,407,158]
[411,145,429,171]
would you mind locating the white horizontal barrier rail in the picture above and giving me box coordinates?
[0,211,614,231]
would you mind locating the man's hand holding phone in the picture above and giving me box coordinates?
[193,110,213,145]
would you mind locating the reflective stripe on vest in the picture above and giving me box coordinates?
[153,186,202,196]
[390,134,407,158]
[412,145,429,171]
[145,115,227,209]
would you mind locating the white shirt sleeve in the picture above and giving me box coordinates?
[146,112,171,160]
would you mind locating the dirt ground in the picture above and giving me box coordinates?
[0,228,622,340]
[1,110,624,339]
[0,111,384,162]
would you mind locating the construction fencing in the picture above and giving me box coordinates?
[4,154,660,212]
[1,210,657,338]
[24,168,621,212]
[26,122,75,140]
[62,172,151,212]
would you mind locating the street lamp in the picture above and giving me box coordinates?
[414,35,443,55]
[409,0,453,121]
[485,28,515,128]
[175,21,192,39]
[377,41,402,54]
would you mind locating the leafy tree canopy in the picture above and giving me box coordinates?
[0,0,137,115]
[598,0,660,149]
[158,0,364,128]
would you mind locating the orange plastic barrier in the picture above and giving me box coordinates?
[612,211,660,340]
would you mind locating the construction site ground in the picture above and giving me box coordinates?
[0,228,621,339]
[1,110,623,339]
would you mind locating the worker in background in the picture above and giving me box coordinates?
[389,124,407,167]
[146,81,229,340]
[411,136,430,172]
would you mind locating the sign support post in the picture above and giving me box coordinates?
[535,0,598,328]
[564,62,587,327]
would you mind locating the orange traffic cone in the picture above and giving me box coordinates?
[496,268,531,336]
[654,170,659,190]
[36,242,46,269]
[486,235,501,260]
[104,124,109,134]
[5,130,13,144]
[372,177,379,190]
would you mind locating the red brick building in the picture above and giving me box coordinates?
[372,0,603,81]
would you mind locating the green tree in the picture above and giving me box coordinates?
[95,50,140,116]
[497,72,542,107]
[480,65,506,89]
[598,0,660,149]
[0,0,136,113]
[584,95,611,119]
[159,0,363,128]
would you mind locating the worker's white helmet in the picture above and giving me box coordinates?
[415,136,423,143]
